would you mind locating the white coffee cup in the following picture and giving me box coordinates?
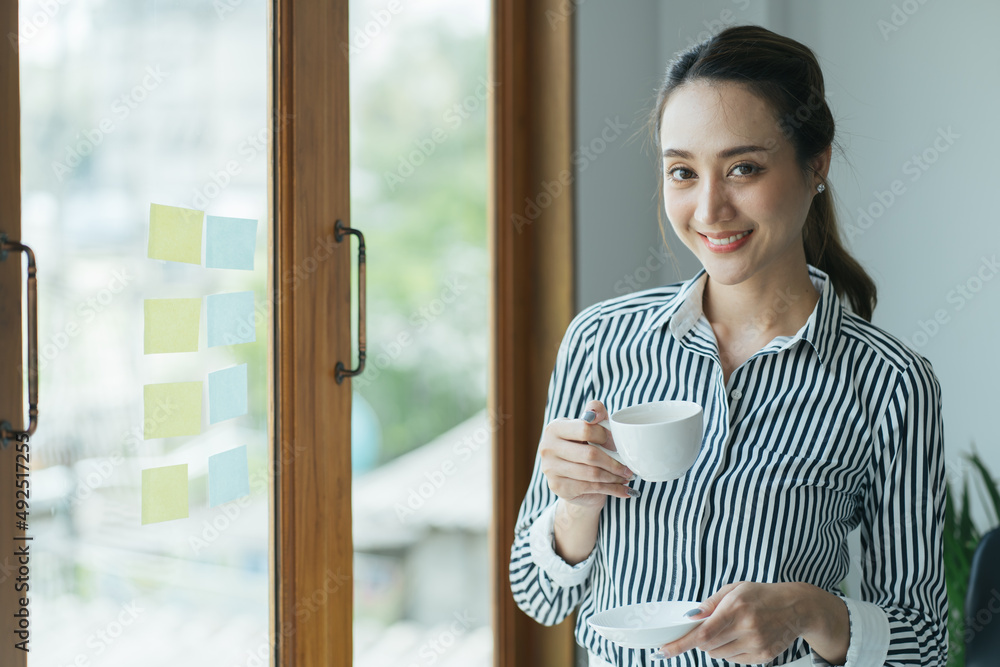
[587,400,704,482]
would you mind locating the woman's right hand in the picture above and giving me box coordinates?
[539,399,636,511]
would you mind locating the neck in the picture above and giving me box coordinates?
[702,258,820,340]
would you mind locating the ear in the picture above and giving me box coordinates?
[810,144,832,186]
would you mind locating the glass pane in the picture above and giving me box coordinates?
[18,0,271,664]
[347,0,492,664]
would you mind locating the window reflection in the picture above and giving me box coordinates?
[20,1,270,664]
[348,0,491,663]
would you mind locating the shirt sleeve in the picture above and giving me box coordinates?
[811,354,948,666]
[508,305,601,627]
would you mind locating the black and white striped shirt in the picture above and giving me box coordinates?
[509,265,947,666]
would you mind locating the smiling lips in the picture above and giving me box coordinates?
[699,229,753,253]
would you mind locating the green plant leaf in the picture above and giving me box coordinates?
[945,482,957,533]
[960,477,975,546]
[968,450,1000,528]
[944,449,1000,666]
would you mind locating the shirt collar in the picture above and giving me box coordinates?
[641,264,843,367]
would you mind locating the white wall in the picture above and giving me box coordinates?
[575,0,1000,618]
[573,1,672,307]
[574,0,773,310]
[776,0,1000,475]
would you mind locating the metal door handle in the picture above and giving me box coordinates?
[0,233,38,447]
[334,220,365,384]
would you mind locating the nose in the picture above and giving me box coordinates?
[693,178,735,226]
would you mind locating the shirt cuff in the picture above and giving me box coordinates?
[811,597,889,667]
[527,500,598,588]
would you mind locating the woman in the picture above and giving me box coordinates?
[508,25,947,666]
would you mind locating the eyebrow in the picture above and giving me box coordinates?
[662,145,770,159]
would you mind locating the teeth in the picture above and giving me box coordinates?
[708,231,750,246]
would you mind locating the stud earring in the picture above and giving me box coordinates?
[816,183,826,193]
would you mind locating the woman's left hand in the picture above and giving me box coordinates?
[656,581,812,663]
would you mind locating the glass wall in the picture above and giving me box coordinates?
[347,0,492,664]
[17,0,490,662]
[18,0,271,664]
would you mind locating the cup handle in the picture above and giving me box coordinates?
[586,420,624,464]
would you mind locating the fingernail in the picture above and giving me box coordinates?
[582,410,596,423]
[684,607,704,618]
[650,650,668,660]
[627,487,640,498]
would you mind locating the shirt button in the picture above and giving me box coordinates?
[730,389,742,400]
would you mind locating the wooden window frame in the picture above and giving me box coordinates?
[276,0,577,663]
[490,1,577,666]
[1,0,25,664]
[273,0,353,664]
[0,0,574,663]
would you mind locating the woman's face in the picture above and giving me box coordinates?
[658,80,826,287]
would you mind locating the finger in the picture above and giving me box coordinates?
[660,612,733,659]
[541,430,632,479]
[581,399,609,425]
[551,459,632,484]
[711,647,780,665]
[562,417,612,447]
[548,434,633,479]
[547,475,635,500]
[703,637,745,661]
[580,401,619,452]
[698,627,742,654]
[688,581,743,619]
[659,582,741,656]
[548,415,609,446]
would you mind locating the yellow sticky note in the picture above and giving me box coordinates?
[148,203,204,264]
[144,298,201,354]
[141,464,189,525]
[144,382,202,439]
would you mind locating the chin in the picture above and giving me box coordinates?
[700,258,754,286]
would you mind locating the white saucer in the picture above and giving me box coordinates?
[587,601,705,649]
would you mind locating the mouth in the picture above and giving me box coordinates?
[699,229,753,252]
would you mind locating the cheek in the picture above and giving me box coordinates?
[662,192,693,231]
[735,185,808,236]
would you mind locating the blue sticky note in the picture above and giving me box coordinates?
[207,291,256,347]
[206,215,257,270]
[208,364,248,424]
[208,445,250,507]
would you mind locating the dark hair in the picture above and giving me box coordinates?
[648,24,877,321]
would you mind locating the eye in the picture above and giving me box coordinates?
[730,162,762,178]
[666,166,695,182]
